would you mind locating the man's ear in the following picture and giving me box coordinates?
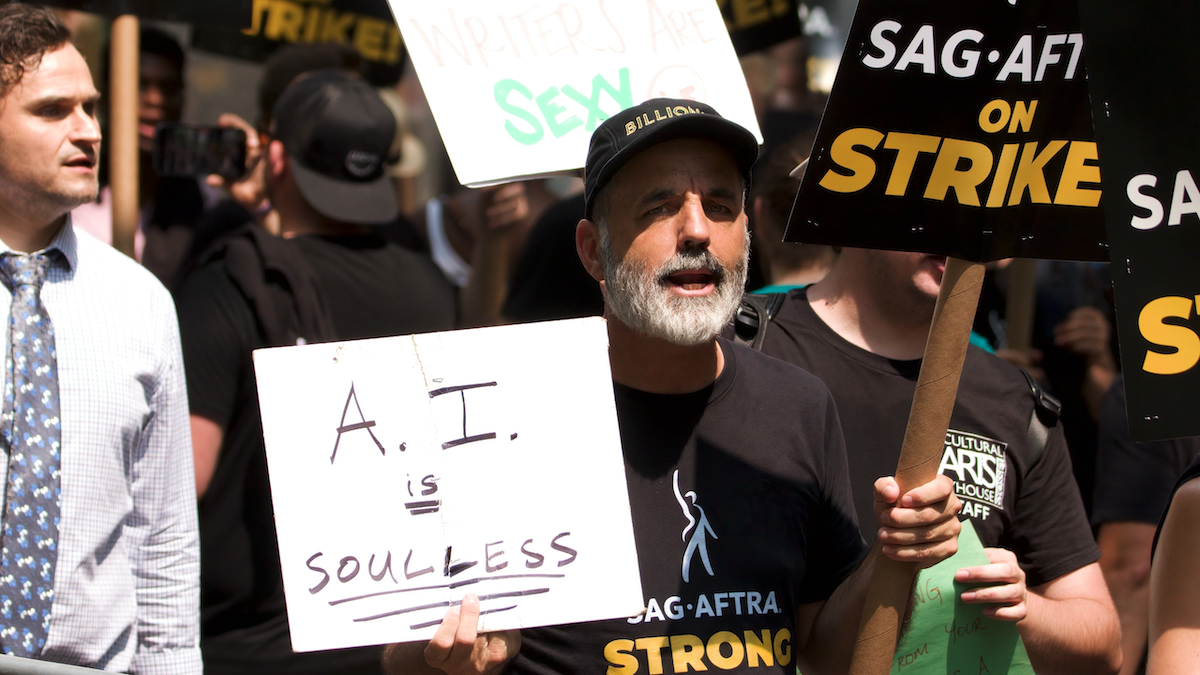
[576,218,605,283]
[267,139,289,181]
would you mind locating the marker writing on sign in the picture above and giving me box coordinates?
[496,68,632,145]
[429,381,500,449]
[329,380,516,461]
[331,382,386,464]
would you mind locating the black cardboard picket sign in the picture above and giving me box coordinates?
[785,0,1108,263]
[717,0,802,55]
[1077,0,1200,441]
[190,0,406,83]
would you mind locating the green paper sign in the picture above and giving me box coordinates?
[890,521,1034,675]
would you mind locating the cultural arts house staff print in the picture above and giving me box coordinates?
[252,318,643,651]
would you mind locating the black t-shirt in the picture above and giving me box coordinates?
[508,339,868,675]
[502,194,604,322]
[760,289,1099,587]
[175,233,456,675]
[1092,376,1200,526]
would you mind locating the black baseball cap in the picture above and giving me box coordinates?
[272,69,398,225]
[583,98,759,220]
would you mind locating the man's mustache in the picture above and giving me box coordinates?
[655,249,729,286]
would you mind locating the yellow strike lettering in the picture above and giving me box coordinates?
[819,128,885,194]
[1008,100,1038,133]
[626,121,638,135]
[883,132,941,196]
[636,637,670,675]
[1008,140,1067,206]
[264,0,305,42]
[637,115,644,129]
[354,16,388,61]
[978,99,1011,134]
[1054,141,1102,207]
[670,634,708,672]
[242,0,270,36]
[743,630,774,668]
[773,628,792,667]
[1139,296,1200,375]
[986,144,1020,207]
[321,10,355,43]
[302,5,321,42]
[924,138,993,206]
[705,632,745,670]
[674,106,688,116]
[383,26,403,64]
[655,109,666,121]
[605,638,640,675]
[732,0,770,27]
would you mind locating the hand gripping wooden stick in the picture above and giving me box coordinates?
[847,256,986,675]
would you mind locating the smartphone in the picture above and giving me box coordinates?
[152,123,247,181]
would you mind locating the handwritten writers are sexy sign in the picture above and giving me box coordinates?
[253,318,642,650]
[389,0,761,186]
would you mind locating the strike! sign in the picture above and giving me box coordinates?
[1078,0,1200,441]
[785,0,1107,263]
[389,0,762,186]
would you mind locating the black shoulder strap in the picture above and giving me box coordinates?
[1020,368,1062,468]
[204,226,338,346]
[732,292,787,351]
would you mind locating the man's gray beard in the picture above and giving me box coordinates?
[600,227,749,347]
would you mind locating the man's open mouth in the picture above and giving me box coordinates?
[663,268,721,295]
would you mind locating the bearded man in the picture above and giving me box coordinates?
[383,99,963,675]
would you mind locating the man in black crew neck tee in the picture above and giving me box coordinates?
[758,249,1121,675]
[176,70,456,675]
[383,100,962,675]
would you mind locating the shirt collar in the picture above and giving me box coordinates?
[0,215,78,272]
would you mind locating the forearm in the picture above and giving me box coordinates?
[1100,539,1152,675]
[1112,585,1149,675]
[1019,590,1122,675]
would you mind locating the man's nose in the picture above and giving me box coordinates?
[140,82,165,108]
[71,108,101,145]
[678,195,711,249]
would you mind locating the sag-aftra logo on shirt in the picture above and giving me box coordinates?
[606,471,792,673]
[937,429,1008,521]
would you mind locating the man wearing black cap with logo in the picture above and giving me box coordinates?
[175,69,456,675]
[383,98,962,675]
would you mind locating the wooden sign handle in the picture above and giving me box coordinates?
[848,256,986,675]
[109,15,139,259]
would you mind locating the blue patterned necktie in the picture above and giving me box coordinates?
[0,253,59,657]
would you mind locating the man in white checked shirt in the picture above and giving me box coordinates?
[0,4,200,673]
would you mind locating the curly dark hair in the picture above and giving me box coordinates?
[0,3,70,95]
